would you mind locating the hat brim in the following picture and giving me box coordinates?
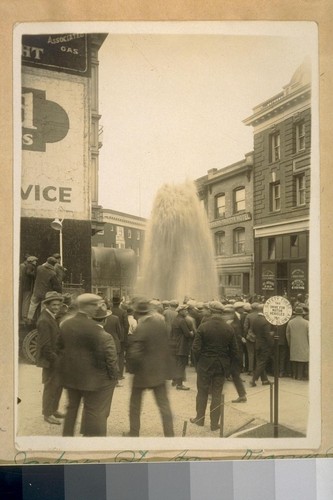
[42,296,64,304]
[93,310,112,320]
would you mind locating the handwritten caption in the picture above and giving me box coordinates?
[13,448,333,465]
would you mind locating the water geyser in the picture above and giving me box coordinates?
[139,180,218,301]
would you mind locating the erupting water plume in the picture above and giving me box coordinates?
[138,180,218,301]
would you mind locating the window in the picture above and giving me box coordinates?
[97,242,104,247]
[128,229,132,239]
[215,231,225,256]
[270,182,281,212]
[97,229,104,235]
[290,235,299,258]
[233,187,245,213]
[269,132,280,162]
[116,226,124,237]
[296,121,306,152]
[295,174,306,206]
[136,247,140,257]
[110,225,114,231]
[229,274,241,287]
[137,231,140,240]
[116,242,125,249]
[215,194,225,218]
[233,228,245,254]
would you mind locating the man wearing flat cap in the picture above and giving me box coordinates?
[125,298,174,437]
[191,301,238,431]
[36,291,65,425]
[58,293,120,436]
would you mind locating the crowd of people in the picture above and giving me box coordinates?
[27,282,310,437]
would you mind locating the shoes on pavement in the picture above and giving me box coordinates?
[210,424,220,431]
[262,380,273,386]
[44,415,61,425]
[232,396,247,403]
[190,417,204,427]
[53,411,65,419]
[176,385,190,391]
[249,381,257,387]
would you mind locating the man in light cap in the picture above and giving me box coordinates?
[36,291,64,425]
[58,293,117,436]
[191,301,238,431]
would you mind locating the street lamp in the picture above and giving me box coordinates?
[50,217,63,265]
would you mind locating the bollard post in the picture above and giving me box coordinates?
[270,384,273,424]
[219,394,225,438]
[274,326,280,437]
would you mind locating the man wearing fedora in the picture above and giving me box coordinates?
[36,291,65,425]
[125,298,174,437]
[111,296,129,380]
[59,293,119,437]
[250,304,274,387]
[191,301,238,431]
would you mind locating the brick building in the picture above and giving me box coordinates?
[196,152,254,298]
[243,59,311,298]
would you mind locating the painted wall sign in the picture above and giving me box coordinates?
[22,34,90,76]
[21,72,90,221]
[22,87,69,151]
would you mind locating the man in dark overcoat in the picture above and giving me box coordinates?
[225,303,247,403]
[27,256,62,322]
[104,309,122,384]
[191,301,238,431]
[170,304,193,390]
[111,296,129,379]
[36,291,65,425]
[58,293,119,437]
[250,304,274,387]
[125,298,174,437]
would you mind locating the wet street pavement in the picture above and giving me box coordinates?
[17,361,309,439]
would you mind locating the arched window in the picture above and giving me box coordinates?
[233,187,245,213]
[233,227,245,254]
[215,231,225,256]
[215,193,225,218]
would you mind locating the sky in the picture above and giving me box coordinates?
[98,24,316,218]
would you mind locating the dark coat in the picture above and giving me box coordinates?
[36,309,61,369]
[170,314,193,356]
[111,306,129,344]
[192,314,238,373]
[126,313,170,388]
[227,315,244,361]
[251,313,274,350]
[58,312,118,391]
[32,263,62,300]
[104,314,122,354]
[19,261,36,292]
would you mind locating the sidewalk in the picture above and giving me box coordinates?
[17,363,309,438]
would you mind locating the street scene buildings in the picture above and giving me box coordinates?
[17,29,315,444]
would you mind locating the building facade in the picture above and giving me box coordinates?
[21,33,106,292]
[243,59,311,298]
[196,152,254,298]
[91,208,147,298]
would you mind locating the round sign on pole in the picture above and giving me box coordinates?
[263,296,293,326]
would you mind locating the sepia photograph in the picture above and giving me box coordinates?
[14,21,320,452]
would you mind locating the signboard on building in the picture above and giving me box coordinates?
[262,266,275,291]
[21,72,90,221]
[263,296,293,326]
[210,212,251,229]
[290,266,306,291]
[22,34,90,76]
